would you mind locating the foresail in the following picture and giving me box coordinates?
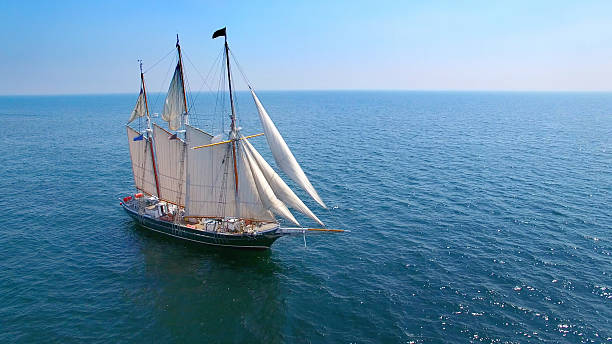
[127,89,146,123]
[162,64,186,131]
[153,124,186,206]
[236,143,278,222]
[241,141,300,226]
[243,138,324,226]
[127,126,157,196]
[185,125,274,221]
[250,89,326,208]
[185,125,232,217]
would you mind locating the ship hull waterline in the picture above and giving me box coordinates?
[121,203,282,249]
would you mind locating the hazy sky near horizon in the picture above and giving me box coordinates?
[2,0,612,95]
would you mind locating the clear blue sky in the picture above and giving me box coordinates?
[2,0,612,95]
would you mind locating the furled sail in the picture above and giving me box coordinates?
[126,126,157,196]
[153,124,186,206]
[250,89,326,208]
[127,89,146,123]
[242,138,324,226]
[162,64,186,131]
[241,140,300,226]
[185,125,274,221]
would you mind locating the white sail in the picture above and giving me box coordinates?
[162,64,186,131]
[241,140,300,226]
[185,125,231,217]
[185,125,274,221]
[127,126,157,196]
[250,89,326,208]
[127,89,146,123]
[236,143,278,221]
[153,124,186,206]
[242,138,324,226]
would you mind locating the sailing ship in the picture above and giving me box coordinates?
[120,28,343,249]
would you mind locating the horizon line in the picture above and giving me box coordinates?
[2,89,612,97]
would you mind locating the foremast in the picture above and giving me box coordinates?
[214,27,241,219]
[183,27,333,230]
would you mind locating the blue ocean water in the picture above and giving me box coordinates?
[0,91,610,343]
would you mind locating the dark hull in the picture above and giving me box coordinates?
[122,204,282,249]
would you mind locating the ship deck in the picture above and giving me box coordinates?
[121,199,282,249]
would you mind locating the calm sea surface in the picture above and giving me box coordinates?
[0,91,610,343]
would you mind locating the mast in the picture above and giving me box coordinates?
[176,35,190,215]
[140,61,161,199]
[222,30,240,215]
[176,35,189,126]
[224,36,237,138]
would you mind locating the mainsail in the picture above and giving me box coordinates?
[250,89,326,208]
[127,126,158,196]
[127,89,146,123]
[153,124,186,206]
[162,63,186,130]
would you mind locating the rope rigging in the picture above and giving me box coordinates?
[229,48,253,89]
[143,47,175,74]
[148,54,177,119]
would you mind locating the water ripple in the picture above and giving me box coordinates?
[0,92,610,343]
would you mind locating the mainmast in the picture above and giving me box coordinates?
[176,35,189,127]
[175,35,190,216]
[140,61,161,199]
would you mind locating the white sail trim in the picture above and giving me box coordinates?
[162,64,186,131]
[185,125,274,221]
[128,89,146,123]
[241,140,300,226]
[153,124,186,205]
[242,138,324,226]
[250,89,326,208]
[127,126,157,196]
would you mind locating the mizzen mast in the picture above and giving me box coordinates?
[140,60,161,198]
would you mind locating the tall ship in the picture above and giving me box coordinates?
[121,28,343,249]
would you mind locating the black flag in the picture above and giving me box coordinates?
[212,27,226,39]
